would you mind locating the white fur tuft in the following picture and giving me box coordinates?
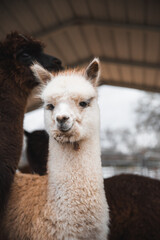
[31,63,52,83]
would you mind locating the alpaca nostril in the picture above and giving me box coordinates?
[56,116,69,124]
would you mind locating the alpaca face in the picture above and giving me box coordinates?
[31,58,100,143]
[16,41,62,72]
[44,76,99,143]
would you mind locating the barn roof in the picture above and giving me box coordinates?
[1,0,160,110]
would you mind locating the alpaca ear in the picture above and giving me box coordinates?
[30,63,52,83]
[85,58,100,87]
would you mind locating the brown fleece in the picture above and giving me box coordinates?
[105,174,160,240]
[0,31,62,229]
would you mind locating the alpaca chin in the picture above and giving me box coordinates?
[51,127,81,144]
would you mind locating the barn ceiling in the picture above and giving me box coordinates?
[1,0,160,107]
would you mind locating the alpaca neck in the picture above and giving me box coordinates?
[47,132,108,239]
[47,130,103,198]
[0,83,28,164]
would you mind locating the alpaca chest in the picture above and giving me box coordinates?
[49,176,108,240]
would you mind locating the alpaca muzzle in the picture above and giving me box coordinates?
[38,53,63,72]
[56,115,73,132]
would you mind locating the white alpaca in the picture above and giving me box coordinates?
[2,59,109,240]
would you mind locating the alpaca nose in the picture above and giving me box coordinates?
[56,115,69,124]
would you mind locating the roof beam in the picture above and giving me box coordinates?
[33,17,160,38]
[99,79,160,93]
[68,56,160,71]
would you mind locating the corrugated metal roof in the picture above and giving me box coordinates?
[1,0,160,95]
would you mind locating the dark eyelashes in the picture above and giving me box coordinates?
[79,98,94,108]
[46,104,54,110]
[79,101,89,108]
[46,97,94,110]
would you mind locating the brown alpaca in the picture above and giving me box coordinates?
[105,174,160,240]
[0,31,62,222]
[24,130,160,240]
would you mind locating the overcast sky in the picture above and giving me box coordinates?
[98,85,143,131]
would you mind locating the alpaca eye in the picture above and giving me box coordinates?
[22,52,30,58]
[16,50,32,66]
[46,104,54,110]
[79,101,88,108]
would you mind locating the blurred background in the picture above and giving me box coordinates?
[1,0,160,178]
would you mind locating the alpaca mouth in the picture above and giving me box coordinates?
[52,124,80,144]
[58,124,73,133]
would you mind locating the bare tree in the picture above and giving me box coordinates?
[103,128,138,154]
[136,93,160,132]
[102,92,160,155]
[135,93,160,148]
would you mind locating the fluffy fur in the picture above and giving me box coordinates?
[0,31,62,224]
[2,59,109,240]
[105,174,160,240]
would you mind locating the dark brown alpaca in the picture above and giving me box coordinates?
[24,131,160,240]
[0,31,62,221]
[24,130,48,175]
[23,129,49,175]
[105,174,160,240]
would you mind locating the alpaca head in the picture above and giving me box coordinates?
[0,31,62,91]
[31,58,100,144]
